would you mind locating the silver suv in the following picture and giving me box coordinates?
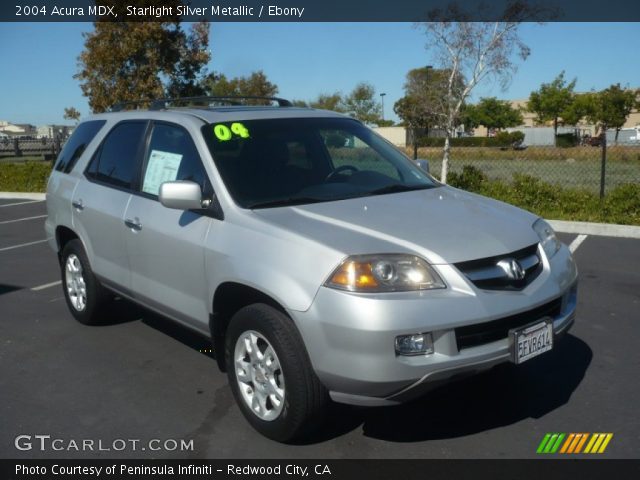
[46,96,578,441]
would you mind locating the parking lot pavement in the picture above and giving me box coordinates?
[1,200,638,459]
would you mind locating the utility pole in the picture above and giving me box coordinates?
[380,93,386,121]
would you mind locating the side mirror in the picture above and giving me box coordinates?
[159,181,203,210]
[415,159,430,173]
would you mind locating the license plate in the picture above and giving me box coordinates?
[510,319,553,364]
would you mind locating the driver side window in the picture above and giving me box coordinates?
[140,123,212,198]
[321,129,401,180]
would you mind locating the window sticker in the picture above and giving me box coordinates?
[142,149,183,195]
[213,122,250,141]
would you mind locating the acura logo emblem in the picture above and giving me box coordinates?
[497,258,525,281]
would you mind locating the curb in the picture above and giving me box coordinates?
[0,192,46,201]
[548,220,640,239]
[0,191,639,239]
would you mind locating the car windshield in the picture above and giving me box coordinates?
[201,117,439,209]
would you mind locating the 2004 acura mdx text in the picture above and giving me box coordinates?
[45,96,578,441]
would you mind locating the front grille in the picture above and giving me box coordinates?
[454,243,542,290]
[455,297,562,350]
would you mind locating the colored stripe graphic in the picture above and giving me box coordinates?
[550,433,565,453]
[559,433,575,453]
[537,433,565,454]
[538,433,613,454]
[574,433,589,453]
[598,434,613,453]
[544,433,559,453]
[567,433,582,453]
[584,433,598,453]
[537,433,552,453]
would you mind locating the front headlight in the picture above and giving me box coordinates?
[324,254,445,292]
[533,218,561,260]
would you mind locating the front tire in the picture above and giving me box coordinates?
[225,304,329,442]
[60,239,109,325]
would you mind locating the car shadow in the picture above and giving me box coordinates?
[99,296,216,358]
[96,297,592,444]
[308,334,592,443]
[0,283,23,296]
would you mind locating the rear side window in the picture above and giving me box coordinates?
[140,123,211,197]
[85,121,147,190]
[54,120,106,173]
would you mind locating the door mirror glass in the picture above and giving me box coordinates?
[159,181,203,210]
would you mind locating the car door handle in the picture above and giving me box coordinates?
[124,218,142,231]
[72,200,84,210]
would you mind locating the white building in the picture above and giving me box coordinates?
[372,126,407,147]
[0,122,36,136]
[37,124,71,139]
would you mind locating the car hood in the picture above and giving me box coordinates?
[252,186,540,264]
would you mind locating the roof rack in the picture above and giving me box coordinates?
[111,96,293,112]
[110,100,154,112]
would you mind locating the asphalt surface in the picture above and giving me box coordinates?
[1,198,638,459]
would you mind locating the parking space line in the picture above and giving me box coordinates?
[569,234,588,253]
[31,280,62,291]
[0,200,44,208]
[0,214,47,225]
[0,239,48,252]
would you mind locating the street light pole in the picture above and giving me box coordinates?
[380,93,386,121]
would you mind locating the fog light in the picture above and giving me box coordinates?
[395,333,434,356]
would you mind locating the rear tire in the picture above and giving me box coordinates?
[225,303,329,442]
[60,239,110,325]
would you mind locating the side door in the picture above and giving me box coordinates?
[123,121,214,330]
[73,120,148,293]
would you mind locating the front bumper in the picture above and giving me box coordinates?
[290,243,578,406]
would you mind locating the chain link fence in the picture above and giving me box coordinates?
[0,137,63,162]
[406,144,640,197]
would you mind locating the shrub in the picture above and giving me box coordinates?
[602,183,640,224]
[555,133,578,148]
[448,165,640,225]
[447,165,487,192]
[0,162,52,192]
[495,130,525,146]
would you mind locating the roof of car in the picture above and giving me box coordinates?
[88,105,350,124]
[175,106,348,122]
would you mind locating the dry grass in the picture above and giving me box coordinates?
[404,146,640,192]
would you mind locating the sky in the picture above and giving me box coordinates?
[0,22,639,125]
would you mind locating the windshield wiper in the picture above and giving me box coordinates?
[367,184,431,196]
[248,196,327,209]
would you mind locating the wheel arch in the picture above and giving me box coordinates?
[55,225,79,257]
[210,282,291,372]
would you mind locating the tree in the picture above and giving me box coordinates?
[527,71,576,142]
[342,82,382,125]
[582,85,639,143]
[201,70,278,104]
[309,92,345,112]
[421,1,540,182]
[559,92,592,127]
[466,97,523,135]
[63,107,81,123]
[394,67,447,158]
[75,2,210,112]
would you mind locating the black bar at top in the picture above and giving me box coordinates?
[3,0,640,22]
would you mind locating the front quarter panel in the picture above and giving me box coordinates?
[204,217,344,313]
